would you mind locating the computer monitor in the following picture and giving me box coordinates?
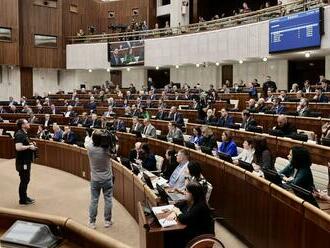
[201,146,213,155]
[131,163,140,176]
[143,172,154,190]
[321,138,330,147]
[290,184,319,208]
[184,141,195,150]
[238,160,254,172]
[263,169,282,186]
[217,151,233,163]
[156,184,169,204]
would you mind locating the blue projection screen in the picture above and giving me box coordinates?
[269,8,322,53]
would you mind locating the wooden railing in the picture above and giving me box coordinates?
[67,0,325,44]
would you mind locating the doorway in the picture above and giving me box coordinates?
[147,68,170,89]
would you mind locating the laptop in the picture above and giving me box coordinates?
[217,151,233,163]
[143,172,154,190]
[130,163,140,176]
[184,141,196,150]
[238,160,254,172]
[201,146,213,155]
[263,169,283,186]
[156,184,183,203]
[290,184,319,208]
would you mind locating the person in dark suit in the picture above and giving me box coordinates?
[246,99,257,113]
[63,105,76,118]
[140,143,157,171]
[312,89,328,103]
[111,48,122,66]
[279,146,315,191]
[0,105,6,114]
[241,110,257,130]
[142,119,157,138]
[131,116,144,134]
[86,96,97,113]
[51,124,64,142]
[199,127,217,150]
[256,98,268,113]
[321,81,330,92]
[167,106,184,128]
[62,126,77,145]
[9,105,18,113]
[49,104,58,115]
[113,118,126,132]
[302,80,313,93]
[129,142,142,163]
[78,112,91,128]
[43,114,53,128]
[161,148,179,180]
[89,113,102,129]
[155,106,168,120]
[204,109,217,126]
[217,108,234,128]
[297,98,311,117]
[253,137,275,171]
[103,106,116,117]
[269,98,286,114]
[166,182,214,247]
[272,115,297,137]
[262,75,277,97]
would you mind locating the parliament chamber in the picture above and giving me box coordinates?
[1,0,330,247]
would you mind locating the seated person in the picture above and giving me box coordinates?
[273,115,297,137]
[312,89,328,103]
[302,80,313,93]
[36,125,50,140]
[241,110,257,130]
[161,148,179,180]
[278,90,288,102]
[256,98,268,112]
[130,116,144,134]
[269,98,285,114]
[297,98,311,117]
[129,142,142,163]
[103,106,116,117]
[89,113,102,129]
[289,83,299,93]
[167,122,184,142]
[62,126,77,145]
[247,82,257,99]
[217,130,238,157]
[86,96,97,113]
[140,143,157,171]
[51,124,63,142]
[142,118,157,138]
[166,106,185,128]
[232,138,255,164]
[321,122,330,139]
[279,146,315,191]
[166,182,214,247]
[199,126,217,151]
[246,99,257,112]
[113,117,126,132]
[168,150,190,190]
[189,127,203,146]
[64,105,76,118]
[155,106,168,120]
[78,112,91,127]
[217,108,234,128]
[124,106,132,117]
[203,109,217,126]
[252,137,275,171]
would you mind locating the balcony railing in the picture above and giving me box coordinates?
[67,0,326,44]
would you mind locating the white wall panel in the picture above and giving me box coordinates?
[0,66,20,101]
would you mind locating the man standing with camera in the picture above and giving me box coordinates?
[15,119,37,205]
[86,130,114,229]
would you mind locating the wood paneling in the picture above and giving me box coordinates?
[19,0,64,68]
[0,0,19,65]
[20,67,33,97]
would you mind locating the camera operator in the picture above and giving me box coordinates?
[14,119,37,205]
[86,129,114,229]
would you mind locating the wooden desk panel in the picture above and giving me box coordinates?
[112,160,124,205]
[0,136,15,159]
[122,166,136,219]
[133,175,147,220]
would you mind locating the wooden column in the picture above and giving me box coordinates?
[20,67,33,98]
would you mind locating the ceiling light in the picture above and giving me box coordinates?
[305,52,311,58]
[175,65,179,69]
[156,66,160,70]
[88,69,92,73]
[196,64,200,68]
[107,68,110,72]
[126,68,131,72]
[262,57,268,62]
[215,62,220,66]
[239,60,243,64]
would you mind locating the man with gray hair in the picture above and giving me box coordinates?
[142,118,157,138]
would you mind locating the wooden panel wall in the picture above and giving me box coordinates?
[0,0,20,65]
[19,0,64,68]
[99,0,155,33]
[20,67,33,97]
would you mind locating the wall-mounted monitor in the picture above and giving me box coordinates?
[108,40,144,67]
[269,8,323,53]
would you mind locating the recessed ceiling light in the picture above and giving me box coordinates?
[175,65,179,69]
[239,60,243,64]
[305,52,311,58]
[156,66,160,70]
[263,57,268,62]
[88,69,92,72]
[196,64,200,68]
[215,62,220,66]
[107,68,110,72]
[126,68,131,72]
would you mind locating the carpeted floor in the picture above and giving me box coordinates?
[0,159,247,248]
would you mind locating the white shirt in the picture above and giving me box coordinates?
[233,149,255,164]
[168,161,189,190]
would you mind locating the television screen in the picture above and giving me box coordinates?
[269,8,323,53]
[108,40,144,67]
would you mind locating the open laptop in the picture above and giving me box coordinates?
[201,146,213,155]
[130,163,140,176]
[156,184,183,203]
[290,184,319,208]
[217,151,233,163]
[238,160,254,172]
[263,169,289,189]
[184,141,196,150]
[143,172,154,190]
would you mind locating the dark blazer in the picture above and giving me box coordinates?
[271,105,286,115]
[204,116,218,126]
[131,123,144,133]
[63,131,77,145]
[113,120,126,132]
[279,164,315,191]
[161,160,178,180]
[177,202,214,246]
[43,119,53,127]
[314,95,329,103]
[89,119,102,128]
[241,117,257,130]
[79,118,91,128]
[167,112,184,127]
[273,123,297,137]
[86,102,97,112]
[200,135,217,150]
[156,111,168,120]
[141,153,157,171]
[63,111,76,118]
[217,116,234,128]
[129,149,138,163]
[255,150,275,171]
[297,108,311,117]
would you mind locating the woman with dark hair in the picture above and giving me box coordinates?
[140,143,157,171]
[279,146,315,191]
[217,130,238,157]
[166,182,214,247]
[161,148,178,180]
[252,137,275,171]
[189,127,203,145]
